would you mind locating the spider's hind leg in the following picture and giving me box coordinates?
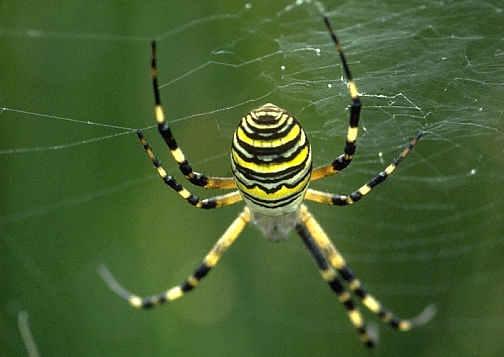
[149,41,235,190]
[137,130,242,209]
[311,16,362,182]
[306,132,424,206]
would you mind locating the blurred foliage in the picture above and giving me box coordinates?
[1,1,503,356]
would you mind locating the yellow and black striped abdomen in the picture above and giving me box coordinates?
[231,103,312,216]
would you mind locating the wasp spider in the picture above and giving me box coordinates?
[99,16,435,347]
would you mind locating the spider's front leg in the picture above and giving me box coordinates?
[311,16,362,182]
[99,208,251,309]
[298,205,436,333]
[296,217,378,347]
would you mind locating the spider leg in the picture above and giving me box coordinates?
[296,219,377,348]
[98,208,251,309]
[138,130,242,209]
[311,16,362,182]
[298,205,436,331]
[306,133,423,206]
[150,41,236,190]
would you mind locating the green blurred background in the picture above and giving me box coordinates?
[1,1,503,356]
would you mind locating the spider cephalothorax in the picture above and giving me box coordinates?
[100,16,435,348]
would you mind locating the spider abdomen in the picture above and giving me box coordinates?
[231,103,312,218]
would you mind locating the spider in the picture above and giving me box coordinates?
[99,16,435,348]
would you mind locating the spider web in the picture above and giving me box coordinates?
[1,1,503,356]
